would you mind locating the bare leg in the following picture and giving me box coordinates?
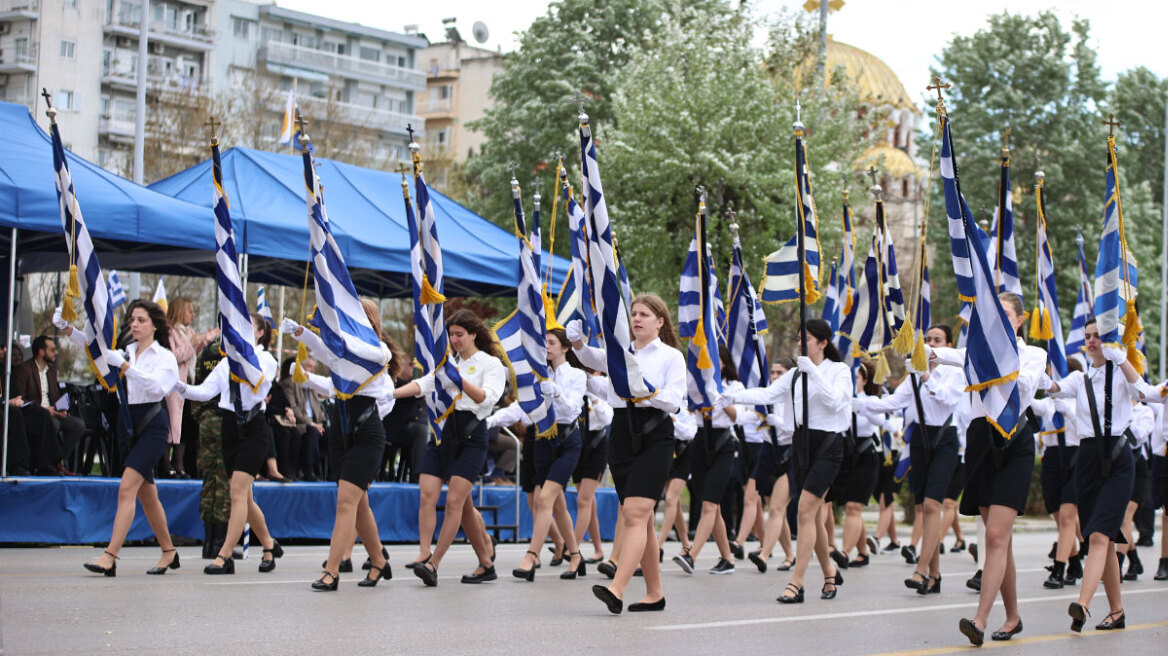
[916,497,944,579]
[734,479,761,550]
[215,471,257,561]
[521,481,577,570]
[416,474,441,562]
[551,492,582,570]
[244,486,276,559]
[354,492,389,574]
[760,476,791,561]
[607,497,657,601]
[1056,503,1077,562]
[824,506,838,551]
[970,505,1018,631]
[688,500,722,561]
[946,498,965,544]
[460,501,494,570]
[430,476,474,568]
[574,478,601,557]
[321,480,363,575]
[657,478,686,547]
[136,482,176,567]
[911,505,923,549]
[711,512,733,560]
[589,497,605,556]
[786,491,833,590]
[841,501,865,555]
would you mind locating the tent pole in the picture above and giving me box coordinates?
[276,285,285,359]
[3,227,17,478]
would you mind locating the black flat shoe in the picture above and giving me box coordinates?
[203,556,235,575]
[405,555,431,571]
[358,561,392,587]
[84,550,118,577]
[311,571,338,591]
[829,547,849,570]
[361,546,387,571]
[323,557,354,572]
[959,618,984,646]
[990,619,1022,641]
[259,541,283,573]
[776,557,795,572]
[561,552,586,580]
[585,554,605,564]
[415,562,439,587]
[1068,602,1089,633]
[729,541,745,560]
[547,544,565,567]
[592,584,622,614]
[597,560,617,579]
[1095,609,1125,630]
[950,539,966,553]
[917,575,941,595]
[821,573,841,600]
[147,549,180,575]
[777,582,804,604]
[461,564,497,584]
[628,597,666,612]
[966,569,982,591]
[849,554,870,568]
[748,550,768,573]
[513,550,538,582]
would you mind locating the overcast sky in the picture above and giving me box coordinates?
[274,0,1168,101]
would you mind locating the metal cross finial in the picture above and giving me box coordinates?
[927,77,951,104]
[41,88,57,121]
[506,161,519,183]
[294,109,308,133]
[205,116,221,142]
[866,166,879,187]
[405,123,416,144]
[1103,113,1123,137]
[531,177,543,197]
[41,88,53,108]
[1002,126,1011,149]
[795,99,802,124]
[568,90,591,116]
[395,162,410,177]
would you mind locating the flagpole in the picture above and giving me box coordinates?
[697,186,714,438]
[1160,91,1168,380]
[793,106,809,466]
[2,227,16,478]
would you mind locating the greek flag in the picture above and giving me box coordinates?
[579,116,655,401]
[987,151,1023,299]
[726,226,769,403]
[555,179,600,343]
[49,112,118,392]
[1065,236,1093,361]
[822,262,841,333]
[894,424,914,481]
[1092,136,1142,368]
[212,138,266,393]
[301,139,387,398]
[499,178,556,437]
[107,270,126,310]
[837,233,880,363]
[839,197,857,315]
[679,191,723,412]
[406,156,463,429]
[941,113,1022,439]
[916,261,931,331]
[1031,178,1068,379]
[876,200,905,344]
[256,286,274,329]
[762,138,821,304]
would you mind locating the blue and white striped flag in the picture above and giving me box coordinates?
[894,424,913,482]
[1030,177,1068,379]
[726,226,770,423]
[555,178,599,343]
[876,199,905,344]
[212,138,266,394]
[1065,236,1092,362]
[762,138,822,304]
[838,230,881,363]
[987,150,1023,299]
[498,178,556,437]
[941,113,1022,439]
[839,196,857,315]
[49,110,119,393]
[1092,136,1142,371]
[107,270,126,310]
[301,135,387,398]
[917,260,931,332]
[679,191,723,412]
[579,115,655,402]
[256,286,274,329]
[822,262,841,333]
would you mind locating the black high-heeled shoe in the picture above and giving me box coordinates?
[404,555,431,570]
[829,547,850,570]
[259,540,283,573]
[84,550,118,577]
[990,619,1023,641]
[959,618,984,646]
[1068,602,1090,632]
[561,552,587,579]
[821,573,841,600]
[904,570,928,591]
[917,574,941,595]
[749,550,768,573]
[147,549,180,575]
[203,555,235,575]
[362,546,389,571]
[777,582,804,604]
[547,544,565,567]
[312,570,339,592]
[1095,609,1125,630]
[461,563,497,584]
[597,560,617,579]
[513,550,539,581]
[358,561,392,587]
[592,584,622,614]
[415,561,439,587]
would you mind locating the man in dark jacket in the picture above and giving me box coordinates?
[12,336,84,475]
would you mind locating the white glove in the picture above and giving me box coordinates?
[52,307,69,330]
[565,319,583,343]
[539,380,560,398]
[280,318,301,335]
[766,413,781,427]
[796,356,816,373]
[850,397,866,412]
[714,394,734,409]
[1036,373,1053,392]
[172,381,187,395]
[104,349,126,368]
[1102,346,1126,365]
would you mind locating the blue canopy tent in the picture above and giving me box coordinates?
[148,146,570,298]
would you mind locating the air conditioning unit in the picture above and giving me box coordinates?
[0,23,11,35]
[151,42,164,55]
[117,37,133,48]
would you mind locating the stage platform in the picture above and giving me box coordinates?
[0,477,620,545]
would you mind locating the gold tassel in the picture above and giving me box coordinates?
[61,299,78,322]
[1122,299,1141,348]
[65,263,81,300]
[1038,308,1053,340]
[1127,343,1146,376]
[419,275,446,305]
[842,290,854,316]
[1027,306,1042,340]
[873,351,890,385]
[543,289,562,331]
[910,331,928,372]
[292,342,309,383]
[693,319,713,369]
[802,262,820,304]
[892,321,914,355]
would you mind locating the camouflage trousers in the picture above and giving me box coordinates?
[194,404,230,523]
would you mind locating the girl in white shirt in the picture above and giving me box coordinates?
[724,318,851,603]
[653,403,698,572]
[831,360,889,569]
[176,312,282,576]
[569,293,686,614]
[396,309,506,587]
[1035,357,1084,589]
[1120,399,1155,580]
[572,373,614,564]
[82,301,181,577]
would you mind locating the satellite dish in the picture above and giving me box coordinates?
[472,21,489,44]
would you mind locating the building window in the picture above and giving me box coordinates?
[397,56,406,68]
[438,85,450,100]
[60,40,76,59]
[359,46,380,62]
[57,90,75,111]
[260,27,282,44]
[232,17,253,39]
[100,96,111,117]
[65,0,77,7]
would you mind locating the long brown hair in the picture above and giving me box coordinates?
[166,296,193,328]
[136,300,171,350]
[630,293,680,349]
[448,309,503,360]
[249,311,271,349]
[548,327,584,370]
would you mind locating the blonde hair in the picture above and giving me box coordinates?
[360,298,382,337]
[166,297,194,328]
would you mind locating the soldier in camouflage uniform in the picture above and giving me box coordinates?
[193,337,230,557]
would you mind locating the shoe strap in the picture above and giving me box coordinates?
[104,550,120,560]
[161,548,176,553]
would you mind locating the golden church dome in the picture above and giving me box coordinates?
[821,36,918,113]
[858,143,920,179]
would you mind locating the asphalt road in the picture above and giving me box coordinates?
[2,528,1166,655]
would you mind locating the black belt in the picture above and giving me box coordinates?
[705,427,734,467]
[855,433,878,456]
[442,410,482,459]
[619,407,668,455]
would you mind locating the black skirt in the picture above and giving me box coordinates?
[1040,445,1078,514]
[1153,454,1168,510]
[220,408,269,477]
[572,429,609,483]
[751,441,789,496]
[533,424,582,488]
[960,417,1035,516]
[875,451,899,506]
[791,428,844,499]
[121,402,170,485]
[330,395,386,491]
[608,407,674,503]
[1076,437,1135,543]
[1130,453,1148,504]
[909,425,959,505]
[690,427,737,504]
[829,435,880,505]
[668,439,693,481]
[418,410,489,484]
[944,461,965,500]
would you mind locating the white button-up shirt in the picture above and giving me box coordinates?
[293,328,392,402]
[857,369,963,427]
[733,359,852,433]
[574,338,686,412]
[124,340,179,404]
[548,361,587,422]
[180,348,278,413]
[1049,364,1147,439]
[417,349,506,420]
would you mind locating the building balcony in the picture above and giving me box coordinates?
[258,41,425,91]
[0,49,36,73]
[269,96,422,138]
[101,70,207,95]
[415,96,454,115]
[99,116,136,143]
[0,87,34,107]
[103,15,215,52]
[0,0,39,21]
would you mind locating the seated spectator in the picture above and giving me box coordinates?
[277,357,326,482]
[2,343,33,475]
[13,335,85,475]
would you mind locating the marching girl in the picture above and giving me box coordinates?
[572,373,614,564]
[872,416,905,553]
[1118,398,1155,580]
[929,325,968,557]
[655,403,697,569]
[943,293,1049,644]
[1033,357,1085,589]
[395,309,506,587]
[77,301,181,576]
[744,402,796,573]
[672,346,741,575]
[830,360,888,569]
[722,319,851,602]
[282,299,395,591]
[569,293,686,614]
[1046,318,1158,633]
[504,327,588,581]
[176,312,282,575]
[729,390,779,566]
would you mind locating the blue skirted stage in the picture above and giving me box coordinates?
[0,477,621,545]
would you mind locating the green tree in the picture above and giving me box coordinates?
[1112,66,1168,206]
